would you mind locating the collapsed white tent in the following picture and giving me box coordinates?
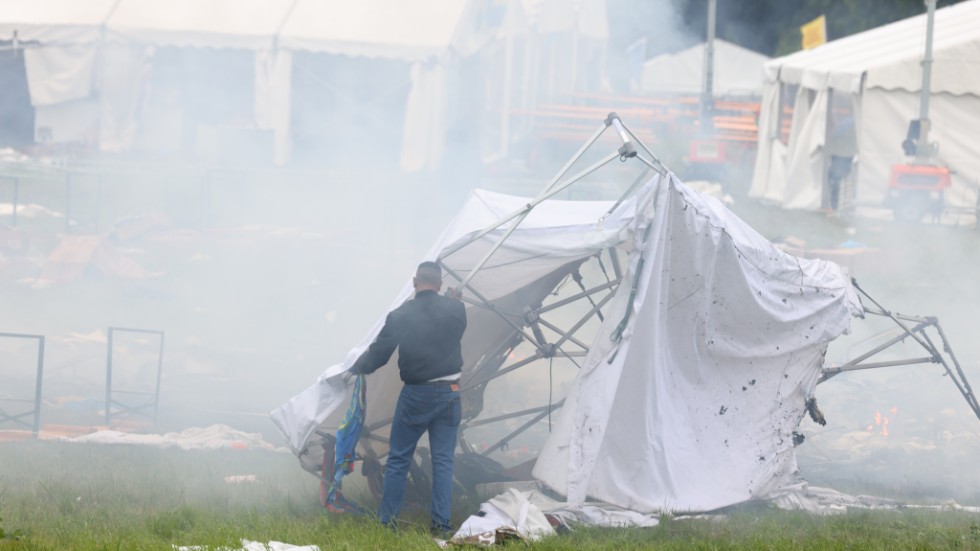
[750,0,980,213]
[272,117,863,513]
[640,39,769,97]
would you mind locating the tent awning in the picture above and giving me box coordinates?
[765,0,980,95]
[104,0,298,50]
[2,0,472,59]
[0,0,120,44]
[277,0,470,60]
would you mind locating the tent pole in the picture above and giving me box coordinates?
[616,117,667,173]
[853,279,934,352]
[453,150,623,290]
[601,167,653,221]
[608,247,623,279]
[551,290,618,350]
[837,320,934,369]
[536,318,591,351]
[537,278,620,314]
[463,351,545,392]
[438,261,540,346]
[863,308,931,324]
[465,402,564,427]
[480,401,565,456]
[439,121,610,260]
[920,326,980,418]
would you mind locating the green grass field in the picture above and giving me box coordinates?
[1,440,979,550]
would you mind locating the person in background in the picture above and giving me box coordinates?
[350,261,466,537]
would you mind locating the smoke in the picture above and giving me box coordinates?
[1,0,977,507]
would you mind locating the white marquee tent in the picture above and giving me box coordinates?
[641,39,769,97]
[750,0,980,213]
[0,0,476,166]
[271,160,862,514]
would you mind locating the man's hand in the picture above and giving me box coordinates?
[445,286,463,300]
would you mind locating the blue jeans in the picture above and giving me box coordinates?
[379,382,461,532]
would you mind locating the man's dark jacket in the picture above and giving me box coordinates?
[351,290,466,384]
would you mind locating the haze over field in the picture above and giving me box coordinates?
[0,0,978,508]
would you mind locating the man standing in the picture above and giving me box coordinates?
[350,261,467,536]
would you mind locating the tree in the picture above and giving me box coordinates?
[608,0,967,58]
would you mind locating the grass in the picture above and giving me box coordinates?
[1,440,980,550]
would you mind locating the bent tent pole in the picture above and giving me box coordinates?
[439,113,640,289]
[438,120,610,261]
[820,280,980,420]
[448,149,623,293]
[479,399,567,457]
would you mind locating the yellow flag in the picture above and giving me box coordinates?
[801,15,827,50]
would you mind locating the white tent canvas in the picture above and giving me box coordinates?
[271,170,862,514]
[0,0,119,44]
[641,39,769,97]
[750,0,980,213]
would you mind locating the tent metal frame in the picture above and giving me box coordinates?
[105,326,165,426]
[819,279,980,420]
[356,114,667,462]
[0,332,45,434]
[356,113,979,478]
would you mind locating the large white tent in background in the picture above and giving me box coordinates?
[0,0,478,167]
[750,0,980,213]
[641,39,769,97]
[0,0,118,43]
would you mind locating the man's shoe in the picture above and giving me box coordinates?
[430,525,454,540]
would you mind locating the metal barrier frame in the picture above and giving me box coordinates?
[0,332,45,433]
[105,327,165,426]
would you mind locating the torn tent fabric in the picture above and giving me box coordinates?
[532,176,862,513]
[273,172,862,515]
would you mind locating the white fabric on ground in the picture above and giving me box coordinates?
[175,540,319,551]
[453,489,555,543]
[66,424,288,452]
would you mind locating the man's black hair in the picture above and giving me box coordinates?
[416,261,442,285]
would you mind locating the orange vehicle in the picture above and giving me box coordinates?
[886,162,952,223]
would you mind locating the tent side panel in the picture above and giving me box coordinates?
[857,88,980,212]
